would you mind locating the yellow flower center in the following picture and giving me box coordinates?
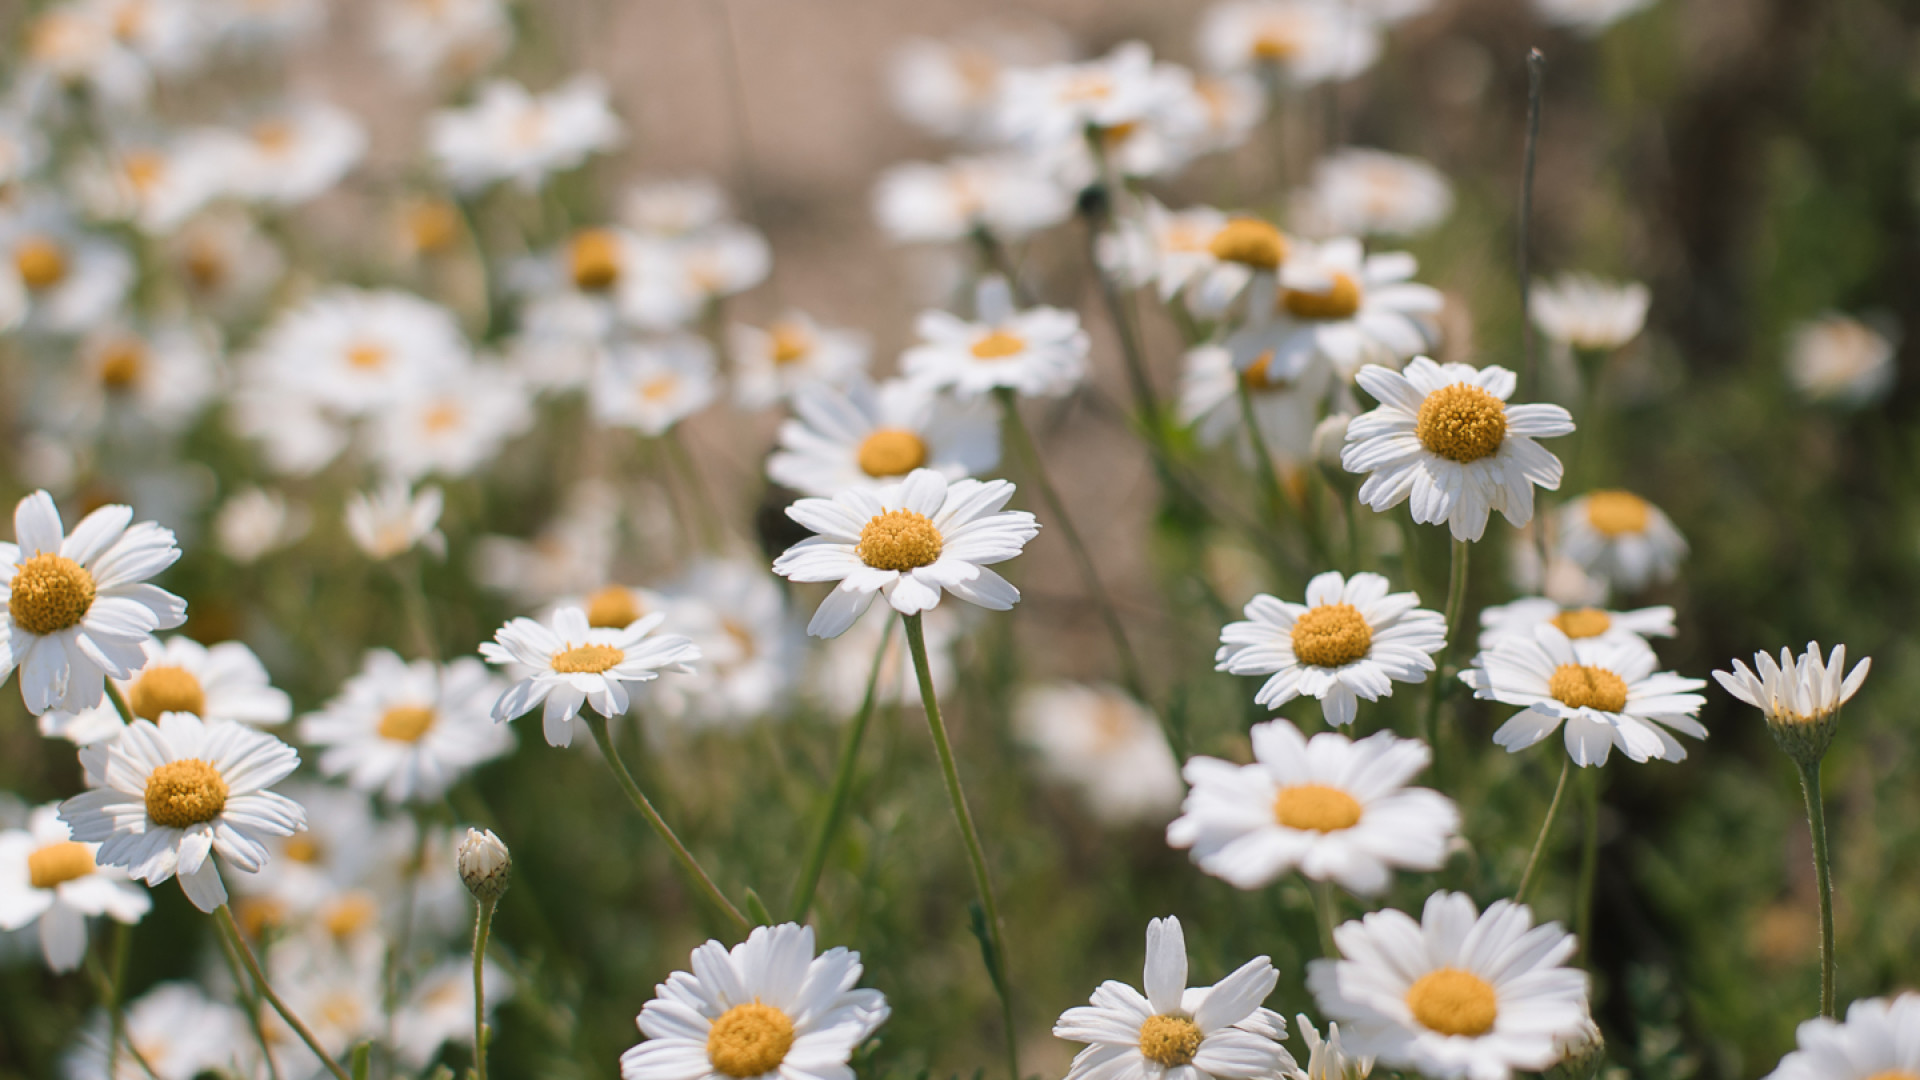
[706,1002,796,1078]
[1252,22,1302,60]
[27,841,95,890]
[378,705,436,742]
[406,200,461,255]
[122,151,165,193]
[1414,383,1508,463]
[970,329,1027,360]
[1583,490,1650,537]
[98,338,146,389]
[1549,608,1612,640]
[14,236,68,291]
[235,896,290,935]
[144,759,229,829]
[1290,603,1373,668]
[1273,783,1364,832]
[855,510,944,572]
[252,120,295,154]
[1282,272,1363,321]
[641,377,679,403]
[1405,968,1499,1037]
[422,402,463,433]
[9,552,98,636]
[1137,1014,1204,1067]
[346,343,389,370]
[1241,350,1289,391]
[128,665,207,721]
[586,585,642,629]
[1548,664,1628,713]
[856,428,929,478]
[1207,218,1286,270]
[551,643,624,674]
[769,323,812,365]
[321,891,379,938]
[182,237,227,290]
[283,835,321,863]
[568,228,622,291]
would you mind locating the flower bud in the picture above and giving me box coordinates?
[458,827,511,902]
[1546,1018,1605,1080]
[1311,412,1352,468]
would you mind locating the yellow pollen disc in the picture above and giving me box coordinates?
[1100,120,1141,145]
[122,151,165,193]
[1550,608,1612,640]
[586,585,643,629]
[9,552,98,636]
[568,228,622,290]
[640,377,678,403]
[552,643,624,674]
[970,329,1027,360]
[144,759,229,829]
[346,343,389,371]
[1414,383,1508,463]
[251,120,294,153]
[283,835,321,863]
[112,2,146,41]
[183,239,227,289]
[378,705,436,742]
[1138,1014,1204,1067]
[1406,968,1499,1037]
[1861,1073,1920,1080]
[322,891,379,938]
[406,200,461,255]
[98,339,145,389]
[235,896,289,935]
[856,428,929,477]
[1548,664,1628,713]
[14,237,68,290]
[422,402,463,433]
[28,841,95,890]
[706,1002,796,1078]
[1241,350,1289,391]
[1282,272,1363,320]
[1252,25,1301,59]
[769,323,812,365]
[855,509,944,572]
[128,665,207,721]
[1207,218,1286,270]
[1583,490,1650,537]
[1273,783,1364,832]
[1290,603,1373,668]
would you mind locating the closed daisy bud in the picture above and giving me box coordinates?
[1713,642,1869,767]
[1546,1019,1606,1080]
[457,827,511,901]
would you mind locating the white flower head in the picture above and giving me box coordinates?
[1177,342,1334,464]
[481,606,701,747]
[42,635,293,746]
[768,374,1001,497]
[374,0,510,82]
[222,100,368,206]
[1015,682,1183,827]
[0,803,151,972]
[886,21,1073,140]
[345,480,445,561]
[214,487,307,564]
[63,982,247,1080]
[0,205,135,335]
[1292,149,1454,239]
[1197,1,1382,85]
[729,312,870,411]
[1786,314,1898,408]
[1714,641,1869,764]
[1477,597,1674,652]
[430,76,622,193]
[243,286,470,419]
[1763,993,1920,1080]
[1168,719,1458,893]
[301,651,516,803]
[367,363,533,481]
[1528,273,1650,352]
[590,335,719,436]
[1228,238,1442,383]
[994,42,1193,153]
[1553,490,1685,593]
[1293,1014,1373,1080]
[902,276,1089,399]
[872,155,1073,245]
[772,468,1039,639]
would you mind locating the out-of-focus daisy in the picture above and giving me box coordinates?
[209,0,327,47]
[394,958,512,1069]
[995,42,1193,155]
[1714,642,1869,764]
[482,605,700,747]
[1098,199,1239,311]
[648,560,803,728]
[472,482,620,604]
[1307,892,1589,1080]
[345,480,445,561]
[1785,313,1898,408]
[60,713,306,912]
[244,287,470,419]
[227,783,385,932]
[0,803,150,972]
[430,76,622,193]
[258,933,384,1075]
[368,364,533,480]
[66,320,222,435]
[654,222,772,314]
[0,109,48,187]
[887,20,1073,140]
[73,136,236,237]
[1533,0,1658,36]
[507,291,614,392]
[1053,915,1294,1080]
[773,468,1039,639]
[0,491,187,715]
[873,155,1073,244]
[1168,719,1457,893]
[622,177,730,237]
[1293,1014,1373,1080]
[769,375,1000,496]
[1293,149,1454,238]
[21,4,153,108]
[1229,238,1441,381]
[1762,993,1920,1080]
[221,100,367,206]
[590,335,719,435]
[1197,1,1382,86]
[730,313,870,410]
[1177,343,1333,463]
[373,0,510,82]
[1463,626,1708,766]
[1529,273,1650,352]
[1477,598,1674,652]
[301,651,515,803]
[165,207,284,313]
[1216,571,1446,728]
[810,602,962,715]
[1342,358,1575,542]
[63,982,247,1080]
[41,635,291,746]
[620,922,889,1080]
[0,207,135,335]
[1015,682,1182,827]
[902,276,1089,399]
[1553,490,1684,592]
[213,487,307,564]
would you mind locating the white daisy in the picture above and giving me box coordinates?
[902,276,1089,399]
[1177,343,1333,463]
[730,313,871,412]
[63,981,248,1080]
[345,479,445,561]
[1341,358,1575,542]
[1292,1014,1373,1080]
[0,803,151,972]
[482,605,700,748]
[373,0,510,82]
[300,650,515,803]
[646,560,803,729]
[1228,238,1441,382]
[71,135,235,238]
[1533,0,1658,36]
[41,634,292,746]
[1785,314,1898,408]
[1553,490,1685,593]
[367,363,533,481]
[994,42,1193,155]
[1307,892,1590,1080]
[1476,597,1674,652]
[1196,1,1382,85]
[622,177,731,237]
[213,487,307,565]
[1292,149,1455,239]
[243,287,470,419]
[590,335,719,435]
[1014,682,1184,827]
[1098,199,1239,311]
[1462,625,1708,766]
[872,154,1073,245]
[0,205,135,336]
[620,922,889,1080]
[772,468,1040,639]
[1713,641,1869,764]
[1215,571,1446,728]
[1528,273,1650,353]
[1168,719,1458,893]
[58,713,306,912]
[645,223,772,320]
[67,320,222,436]
[164,207,285,315]
[1763,993,1920,1080]
[221,99,367,206]
[1053,915,1295,1080]
[430,76,622,193]
[506,290,616,393]
[0,491,187,716]
[768,375,1001,497]
[886,21,1073,140]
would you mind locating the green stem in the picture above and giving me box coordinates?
[392,558,442,663]
[1515,758,1571,905]
[1574,768,1600,964]
[106,682,136,726]
[1308,878,1340,958]
[1798,759,1837,1017]
[581,712,751,932]
[662,430,726,551]
[472,897,497,1080]
[902,613,1020,1080]
[85,935,159,1080]
[214,906,351,1080]
[1421,538,1471,771]
[788,618,895,921]
[1079,141,1163,433]
[1235,384,1335,569]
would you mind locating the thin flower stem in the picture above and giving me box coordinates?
[472,896,497,1080]
[581,712,752,932]
[1235,383,1336,569]
[788,618,895,921]
[392,557,442,663]
[105,682,136,726]
[902,613,1020,1080]
[85,936,160,1080]
[972,227,1033,306]
[1421,538,1471,774]
[1080,146,1164,433]
[662,430,726,551]
[1517,48,1547,402]
[1797,759,1837,1017]
[1515,758,1572,905]
[1574,767,1600,964]
[212,916,283,1080]
[1308,878,1340,958]
[214,905,353,1080]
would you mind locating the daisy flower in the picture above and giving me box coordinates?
[1785,314,1898,407]
[1196,1,1382,86]
[1177,343,1333,463]
[63,982,248,1080]
[0,491,187,716]
[373,0,510,82]
[0,205,135,335]
[590,335,720,436]
[1052,915,1295,1080]
[1476,597,1674,652]
[243,287,470,418]
[771,468,1039,639]
[345,479,445,561]
[429,76,622,193]
[70,320,221,435]
[165,207,284,315]
[41,635,292,746]
[1528,273,1650,352]
[1292,149,1454,239]
[622,177,731,237]
[902,276,1088,399]
[1215,571,1446,728]
[994,42,1192,154]
[1763,993,1920,1080]
[1341,358,1575,542]
[644,559,804,729]
[222,100,368,206]
[1097,199,1237,309]
[1553,490,1685,592]
[872,154,1072,245]
[300,651,515,803]
[1714,641,1870,764]
[886,22,1073,140]
[59,713,306,912]
[213,488,307,565]
[1306,892,1590,1080]
[1292,1014,1373,1080]
[1167,719,1458,893]
[0,803,151,972]
[482,606,700,747]
[729,312,871,411]
[1462,625,1708,766]
[768,375,1001,496]
[367,364,533,481]
[1014,682,1184,827]
[1533,0,1658,36]
[620,922,889,1080]
[1227,238,1441,381]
